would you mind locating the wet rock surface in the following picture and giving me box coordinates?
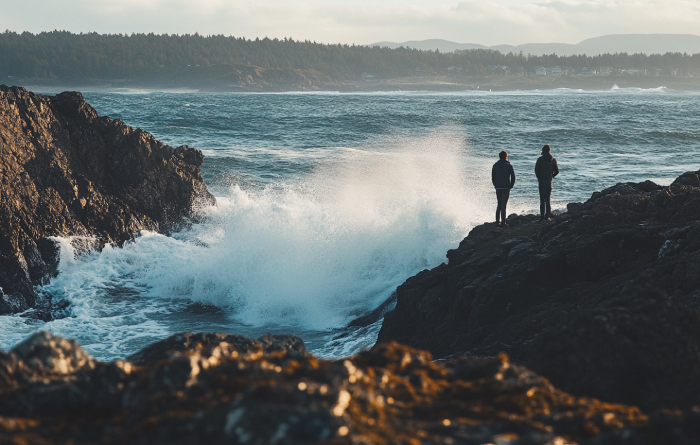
[3,331,699,445]
[377,172,700,412]
[0,85,215,314]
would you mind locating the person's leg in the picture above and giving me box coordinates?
[500,189,510,223]
[538,183,546,219]
[544,185,552,217]
[495,190,502,223]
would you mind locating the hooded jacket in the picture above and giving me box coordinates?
[535,153,559,185]
[492,159,516,189]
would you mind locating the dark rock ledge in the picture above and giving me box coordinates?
[0,85,215,314]
[378,170,700,413]
[2,331,699,445]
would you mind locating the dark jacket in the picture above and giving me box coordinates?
[492,159,516,189]
[535,153,559,184]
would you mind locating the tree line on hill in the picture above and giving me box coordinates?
[1,31,700,82]
[457,50,700,76]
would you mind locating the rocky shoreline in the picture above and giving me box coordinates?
[3,331,700,445]
[378,171,700,413]
[0,85,215,315]
[2,88,700,443]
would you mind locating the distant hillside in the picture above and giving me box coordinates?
[370,39,489,52]
[371,34,700,56]
[574,34,700,56]
[2,31,700,91]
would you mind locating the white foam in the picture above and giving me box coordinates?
[0,236,174,358]
[314,320,385,359]
[138,132,492,328]
[0,131,499,358]
[609,84,670,93]
[56,132,488,325]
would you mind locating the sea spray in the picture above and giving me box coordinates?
[0,131,497,359]
[4,89,694,360]
[126,132,494,328]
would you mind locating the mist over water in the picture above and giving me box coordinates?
[1,88,699,360]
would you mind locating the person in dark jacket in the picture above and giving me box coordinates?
[491,150,516,227]
[534,144,559,220]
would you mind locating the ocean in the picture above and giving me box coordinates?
[1,87,699,360]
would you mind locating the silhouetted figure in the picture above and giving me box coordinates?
[534,144,559,220]
[491,150,516,227]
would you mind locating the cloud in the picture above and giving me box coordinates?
[0,0,699,45]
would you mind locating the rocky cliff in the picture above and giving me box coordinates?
[155,64,329,91]
[2,331,699,445]
[0,85,215,314]
[377,171,700,412]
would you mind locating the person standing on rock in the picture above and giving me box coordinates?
[492,150,516,227]
[535,144,559,220]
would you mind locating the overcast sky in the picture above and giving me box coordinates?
[2,0,699,46]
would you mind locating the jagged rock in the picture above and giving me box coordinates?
[126,332,307,365]
[4,331,697,445]
[377,172,700,411]
[0,331,96,385]
[0,86,215,314]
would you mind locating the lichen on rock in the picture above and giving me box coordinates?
[4,332,693,445]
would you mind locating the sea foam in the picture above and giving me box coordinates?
[41,132,493,333]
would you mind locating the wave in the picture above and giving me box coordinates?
[37,132,493,335]
[610,84,671,93]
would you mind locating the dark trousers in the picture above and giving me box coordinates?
[539,182,552,218]
[495,189,510,223]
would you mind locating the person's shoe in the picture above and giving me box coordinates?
[495,221,501,226]
[500,222,510,228]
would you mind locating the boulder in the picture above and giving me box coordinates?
[377,174,700,411]
[0,86,215,314]
[4,331,696,444]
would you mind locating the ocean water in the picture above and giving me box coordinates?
[1,87,699,360]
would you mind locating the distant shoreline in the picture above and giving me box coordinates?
[10,75,700,94]
[333,76,700,92]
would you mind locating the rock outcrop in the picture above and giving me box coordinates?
[157,64,329,91]
[3,331,700,445]
[378,171,700,412]
[0,85,215,314]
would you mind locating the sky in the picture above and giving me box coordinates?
[2,0,699,46]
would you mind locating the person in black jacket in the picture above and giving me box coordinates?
[491,150,516,227]
[534,144,559,220]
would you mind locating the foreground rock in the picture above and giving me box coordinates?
[378,171,700,412]
[3,331,699,445]
[0,86,215,314]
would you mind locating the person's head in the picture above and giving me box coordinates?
[499,150,508,160]
[541,144,551,154]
